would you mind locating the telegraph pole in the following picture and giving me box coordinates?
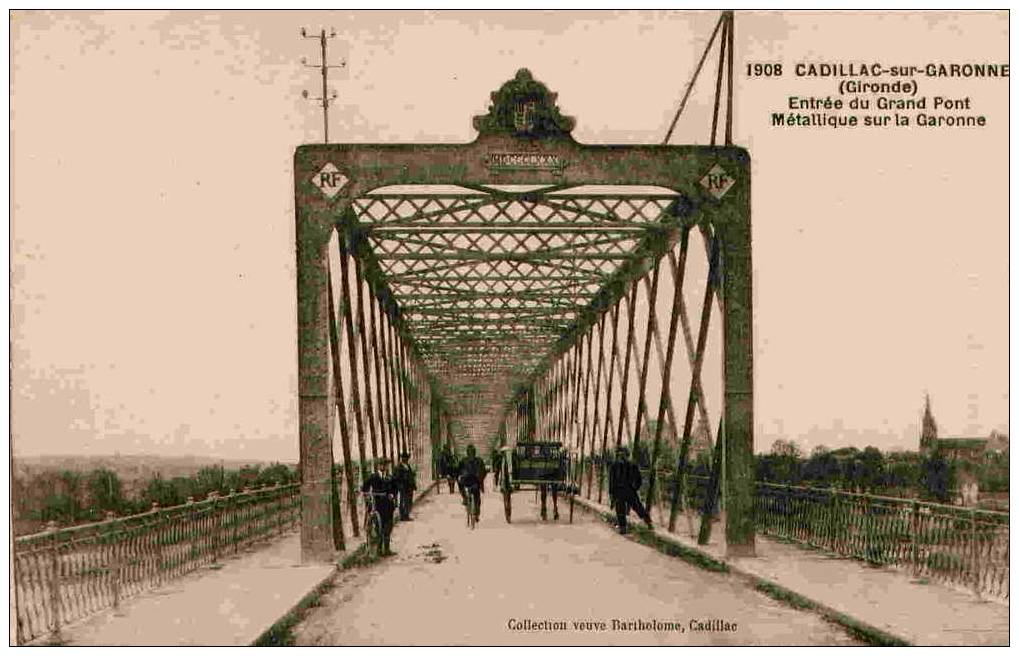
[301,27,346,143]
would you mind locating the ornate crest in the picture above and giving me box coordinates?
[473,69,575,139]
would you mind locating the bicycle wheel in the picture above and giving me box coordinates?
[366,513,383,558]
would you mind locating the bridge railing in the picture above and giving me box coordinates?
[584,461,1008,600]
[754,482,1009,600]
[13,482,300,644]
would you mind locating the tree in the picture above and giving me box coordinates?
[921,451,955,502]
[84,468,126,518]
[194,465,227,497]
[884,452,923,493]
[257,462,296,487]
[142,475,183,508]
[803,448,840,486]
[855,447,885,492]
[36,470,86,524]
[771,439,801,458]
[238,464,262,488]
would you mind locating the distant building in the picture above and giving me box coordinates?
[956,469,980,506]
[918,394,1009,462]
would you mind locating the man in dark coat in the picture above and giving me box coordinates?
[608,446,652,534]
[440,446,458,493]
[361,458,398,555]
[490,448,503,489]
[457,444,487,521]
[393,452,417,521]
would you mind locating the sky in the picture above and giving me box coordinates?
[9,10,1009,462]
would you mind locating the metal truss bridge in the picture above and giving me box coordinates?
[295,12,753,562]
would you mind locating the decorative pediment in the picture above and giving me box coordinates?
[472,68,575,139]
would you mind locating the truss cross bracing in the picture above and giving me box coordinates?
[353,183,684,443]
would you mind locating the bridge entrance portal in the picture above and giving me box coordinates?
[294,68,753,562]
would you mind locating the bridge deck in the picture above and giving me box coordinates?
[293,488,859,646]
[51,484,1007,646]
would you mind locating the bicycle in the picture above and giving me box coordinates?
[460,480,480,530]
[361,491,391,558]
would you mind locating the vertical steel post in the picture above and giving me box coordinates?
[579,328,595,496]
[588,316,607,499]
[296,212,336,562]
[670,235,718,531]
[379,304,398,460]
[326,270,355,543]
[647,237,686,514]
[571,334,588,487]
[352,258,380,463]
[613,282,640,452]
[599,301,622,503]
[525,387,537,440]
[338,238,369,484]
[397,339,412,457]
[721,155,755,557]
[632,261,661,455]
[367,288,390,461]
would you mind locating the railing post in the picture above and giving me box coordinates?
[910,499,920,578]
[970,507,981,598]
[835,488,843,553]
[782,484,791,539]
[232,490,240,554]
[105,511,122,613]
[150,502,164,586]
[45,520,61,642]
[276,483,285,536]
[208,491,221,564]
[185,497,196,566]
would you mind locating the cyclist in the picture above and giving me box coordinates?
[457,444,487,522]
[361,458,397,555]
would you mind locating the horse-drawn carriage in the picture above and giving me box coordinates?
[498,441,579,523]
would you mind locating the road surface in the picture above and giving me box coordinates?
[293,485,862,646]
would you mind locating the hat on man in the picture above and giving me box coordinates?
[399,452,410,460]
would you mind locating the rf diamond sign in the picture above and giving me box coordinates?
[700,164,736,200]
[312,163,348,199]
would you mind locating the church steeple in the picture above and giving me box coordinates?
[921,393,938,452]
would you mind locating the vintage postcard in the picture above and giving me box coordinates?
[8,9,1009,650]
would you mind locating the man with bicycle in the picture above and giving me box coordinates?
[361,458,398,556]
[457,444,487,522]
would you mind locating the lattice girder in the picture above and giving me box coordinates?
[297,139,748,433]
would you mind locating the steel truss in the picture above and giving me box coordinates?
[295,14,751,563]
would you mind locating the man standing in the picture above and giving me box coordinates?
[393,452,417,521]
[608,446,653,534]
[440,446,458,493]
[490,447,503,489]
[361,458,397,556]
